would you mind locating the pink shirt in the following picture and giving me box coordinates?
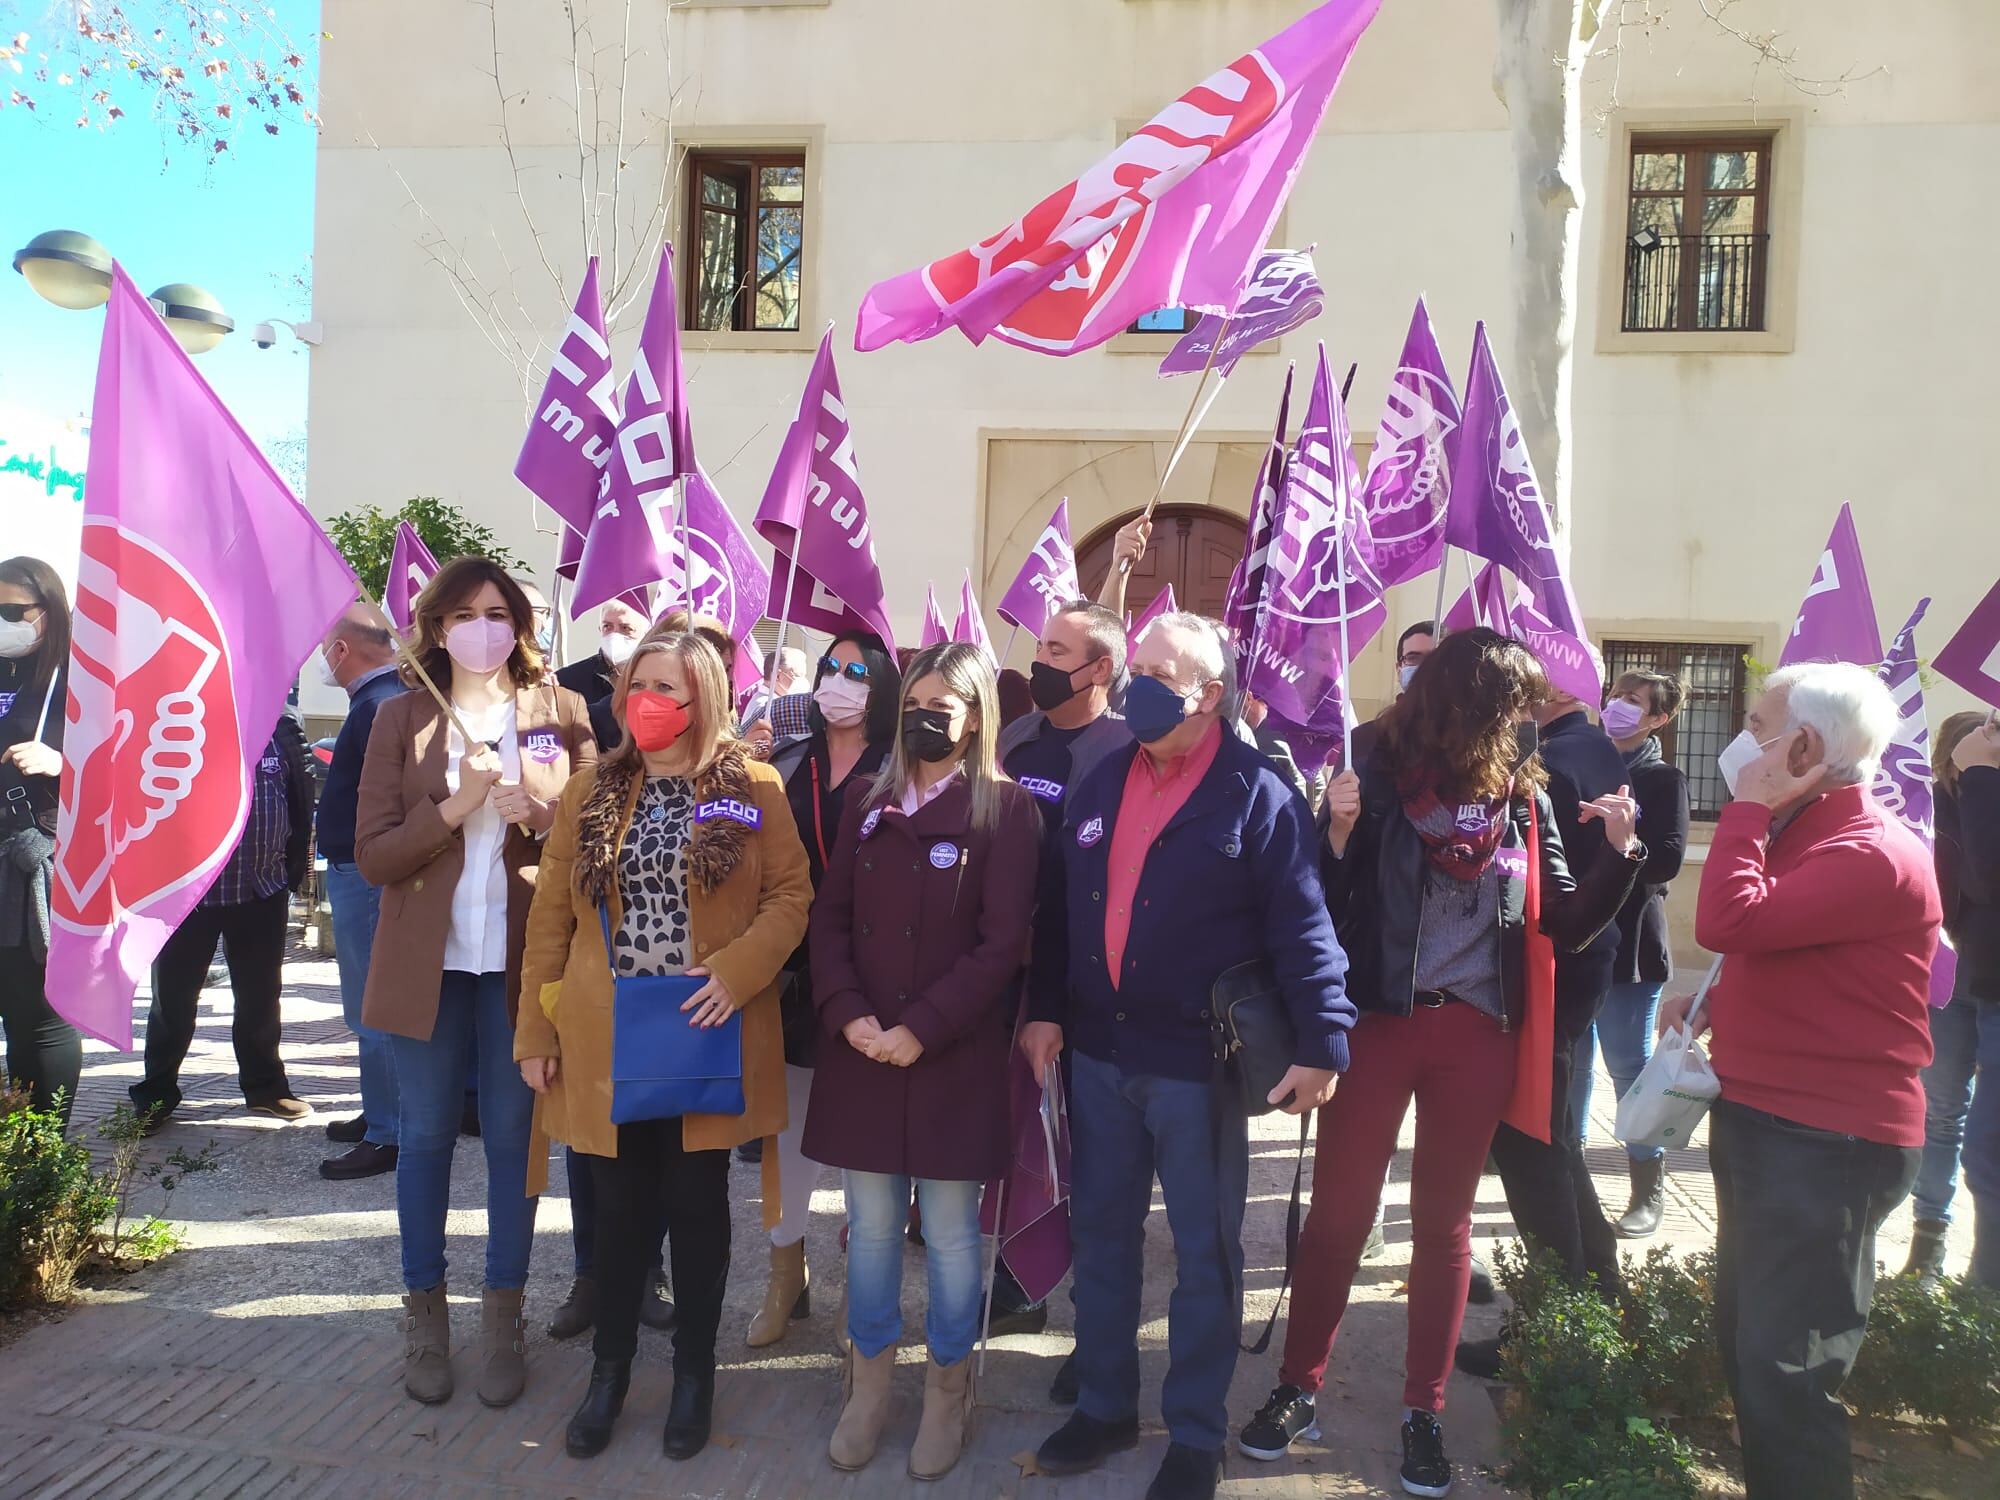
[1104,721,1223,989]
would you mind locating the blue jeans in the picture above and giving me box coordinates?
[1571,980,1665,1164]
[1069,1050,1248,1457]
[1961,997,2000,1290]
[1913,996,1981,1224]
[325,863,398,1147]
[388,971,538,1291]
[844,1171,984,1365]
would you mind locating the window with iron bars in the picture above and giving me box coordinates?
[1623,135,1772,333]
[1602,639,1749,821]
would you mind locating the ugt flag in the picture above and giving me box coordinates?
[1158,247,1323,377]
[754,329,897,650]
[1874,600,1956,1007]
[1222,363,1294,668]
[1128,583,1179,654]
[1443,560,1511,634]
[1933,574,2000,709]
[515,258,619,533]
[996,500,1079,631]
[1512,583,1604,707]
[385,521,438,631]
[954,570,999,668]
[920,584,951,649]
[664,467,773,697]
[50,268,358,1048]
[573,247,699,615]
[855,0,1382,356]
[1780,502,1881,668]
[1361,296,1460,588]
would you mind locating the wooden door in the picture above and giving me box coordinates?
[1076,506,1248,622]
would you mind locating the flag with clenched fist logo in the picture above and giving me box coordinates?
[48,267,357,1048]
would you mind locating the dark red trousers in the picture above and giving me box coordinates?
[1278,1003,1516,1412]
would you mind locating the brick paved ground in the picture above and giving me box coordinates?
[0,932,1966,1498]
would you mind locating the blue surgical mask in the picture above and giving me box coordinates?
[1397,664,1419,693]
[1125,674,1199,744]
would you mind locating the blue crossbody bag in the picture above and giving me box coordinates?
[600,907,746,1123]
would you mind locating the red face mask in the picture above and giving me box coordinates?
[626,690,691,753]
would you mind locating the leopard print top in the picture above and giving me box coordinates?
[613,776,694,977]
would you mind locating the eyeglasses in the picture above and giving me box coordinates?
[0,603,42,624]
[819,657,869,683]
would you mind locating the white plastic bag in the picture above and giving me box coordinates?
[1614,958,1723,1151]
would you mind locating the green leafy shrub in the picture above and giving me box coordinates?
[0,1088,117,1307]
[325,496,522,599]
[1555,1468,1702,1500]
[1619,1246,1728,1418]
[1842,1273,2000,1433]
[95,1103,218,1266]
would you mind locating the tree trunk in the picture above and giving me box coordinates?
[1492,0,1592,543]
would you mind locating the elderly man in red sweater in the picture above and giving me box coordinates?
[1662,661,1939,1500]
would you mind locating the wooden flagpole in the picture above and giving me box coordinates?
[1119,309,1238,577]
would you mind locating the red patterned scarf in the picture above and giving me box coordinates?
[1397,769,1510,882]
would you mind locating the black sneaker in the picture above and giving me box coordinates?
[319,1141,398,1180]
[1237,1383,1319,1461]
[1400,1410,1451,1497]
[1035,1410,1140,1476]
[1453,1335,1504,1381]
[1146,1443,1222,1500]
[735,1138,764,1164]
[1465,1254,1495,1305]
[324,1114,367,1144]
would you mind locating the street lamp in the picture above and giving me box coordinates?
[12,228,236,356]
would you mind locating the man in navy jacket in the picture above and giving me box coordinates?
[1022,612,1353,1500]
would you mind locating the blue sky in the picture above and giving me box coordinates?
[0,0,321,479]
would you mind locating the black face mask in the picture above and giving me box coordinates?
[1512,720,1541,771]
[1029,659,1088,712]
[902,707,960,764]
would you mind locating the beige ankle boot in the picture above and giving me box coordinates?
[401,1283,452,1404]
[828,1343,896,1471]
[475,1284,528,1408]
[908,1354,974,1480]
[747,1239,810,1348]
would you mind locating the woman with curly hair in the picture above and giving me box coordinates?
[515,631,812,1463]
[1236,628,1644,1498]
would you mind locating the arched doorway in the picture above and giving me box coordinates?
[1076,505,1247,622]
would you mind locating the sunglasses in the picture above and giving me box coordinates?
[819,657,869,683]
[0,603,41,624]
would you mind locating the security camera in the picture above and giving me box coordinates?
[248,317,324,350]
[251,321,279,349]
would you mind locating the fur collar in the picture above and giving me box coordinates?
[574,741,757,905]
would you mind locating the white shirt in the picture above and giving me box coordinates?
[443,697,520,976]
[897,763,963,818]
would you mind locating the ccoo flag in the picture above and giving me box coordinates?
[754,328,898,650]
[1874,600,1956,1007]
[1360,297,1460,588]
[1780,503,1881,668]
[954,570,999,668]
[1222,362,1294,669]
[920,584,951,649]
[384,521,438,631]
[515,258,619,533]
[855,0,1382,357]
[572,247,698,615]
[1933,574,2000,710]
[49,268,358,1048]
[996,500,1080,632]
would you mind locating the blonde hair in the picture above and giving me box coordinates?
[872,642,1008,832]
[606,631,733,775]
[1935,709,1989,799]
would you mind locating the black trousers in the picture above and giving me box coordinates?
[1711,1099,1918,1500]
[590,1118,731,1371]
[132,891,292,1113]
[565,1145,667,1278]
[0,943,82,1125]
[1491,949,1621,1290]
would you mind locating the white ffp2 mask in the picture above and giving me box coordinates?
[1717,729,1784,797]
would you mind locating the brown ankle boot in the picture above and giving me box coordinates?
[747,1239,810,1348]
[476,1284,528,1408]
[908,1354,974,1480]
[828,1343,896,1471]
[401,1283,452,1404]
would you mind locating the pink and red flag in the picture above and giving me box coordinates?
[385,521,438,631]
[572,247,698,616]
[996,500,1080,632]
[919,584,951,649]
[515,258,619,534]
[755,329,897,650]
[1360,297,1460,589]
[953,570,998,668]
[854,0,1382,357]
[1158,247,1323,377]
[49,268,358,1049]
[1873,599,1956,1007]
[1779,503,1881,668]
[1930,576,2000,709]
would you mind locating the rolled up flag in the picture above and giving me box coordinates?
[1222,363,1294,671]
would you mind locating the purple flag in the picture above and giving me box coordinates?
[855,0,1382,357]
[953,570,998,667]
[1445,322,1588,643]
[1361,296,1460,588]
[754,329,897,650]
[556,519,584,581]
[659,467,772,696]
[514,259,620,533]
[1128,583,1179,654]
[49,267,358,1048]
[984,1050,1073,1305]
[1158,248,1323,377]
[996,500,1080,631]
[1780,503,1881,668]
[385,521,439,632]
[919,584,950,649]
[1245,344,1385,773]
[1874,600,1957,1007]
[1222,364,1294,667]
[1934,575,2000,710]
[571,248,699,615]
[1443,561,1510,634]
[1512,582,1604,706]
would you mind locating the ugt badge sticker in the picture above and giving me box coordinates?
[523,729,564,765]
[1077,816,1105,848]
[860,808,883,840]
[929,841,960,870]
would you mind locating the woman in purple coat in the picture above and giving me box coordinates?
[805,642,1042,1482]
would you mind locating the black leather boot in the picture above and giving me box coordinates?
[1614,1156,1667,1239]
[564,1358,631,1459]
[663,1367,715,1461]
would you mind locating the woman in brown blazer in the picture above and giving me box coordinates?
[806,642,1043,1481]
[355,557,594,1410]
[517,631,811,1464]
